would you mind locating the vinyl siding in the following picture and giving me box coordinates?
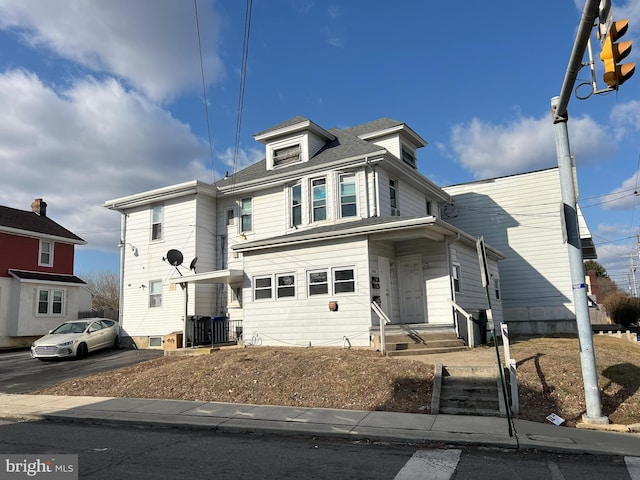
[241,237,371,347]
[443,168,572,322]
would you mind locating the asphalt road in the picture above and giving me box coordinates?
[0,421,636,479]
[0,347,163,394]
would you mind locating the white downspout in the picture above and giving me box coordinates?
[365,157,379,217]
[118,213,127,329]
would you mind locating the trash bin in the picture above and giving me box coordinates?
[210,316,229,344]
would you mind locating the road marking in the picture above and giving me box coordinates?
[547,461,566,480]
[626,457,640,480]
[394,449,461,480]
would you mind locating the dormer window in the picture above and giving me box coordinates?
[274,144,301,166]
[401,146,416,168]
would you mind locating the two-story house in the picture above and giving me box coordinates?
[105,117,504,349]
[0,199,92,348]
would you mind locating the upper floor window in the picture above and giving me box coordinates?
[37,288,64,315]
[149,280,162,308]
[151,206,163,241]
[226,208,235,226]
[291,184,302,227]
[426,199,433,216]
[492,275,501,300]
[339,174,357,218]
[273,144,301,167]
[241,197,252,232]
[401,146,416,168]
[311,178,326,222]
[39,240,53,266]
[389,178,398,216]
[277,273,296,298]
[254,276,272,300]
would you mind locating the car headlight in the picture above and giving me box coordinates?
[58,340,77,347]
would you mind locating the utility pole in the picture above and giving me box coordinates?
[550,0,608,425]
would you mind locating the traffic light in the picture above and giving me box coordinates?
[599,19,635,89]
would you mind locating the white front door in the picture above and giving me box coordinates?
[398,255,426,324]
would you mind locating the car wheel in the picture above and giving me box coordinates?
[76,343,88,360]
[113,336,120,350]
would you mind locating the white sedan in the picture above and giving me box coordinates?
[30,318,120,360]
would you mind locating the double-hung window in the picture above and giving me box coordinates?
[254,276,272,300]
[276,274,296,298]
[291,184,302,227]
[151,206,163,241]
[452,264,461,293]
[308,270,329,296]
[241,197,252,232]
[149,280,162,308]
[39,240,53,266]
[339,174,357,218]
[37,288,64,315]
[311,178,326,222]
[333,268,355,293]
[389,178,398,216]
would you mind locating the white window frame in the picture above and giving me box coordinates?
[308,269,329,296]
[36,288,65,316]
[339,173,357,218]
[149,280,162,308]
[426,199,433,216]
[452,263,462,293]
[276,273,296,299]
[389,178,399,216]
[290,183,302,227]
[492,275,501,300]
[38,239,53,267]
[253,275,273,301]
[151,205,163,241]
[401,145,416,168]
[333,267,356,294]
[267,135,305,169]
[240,197,253,233]
[226,207,235,227]
[311,177,327,222]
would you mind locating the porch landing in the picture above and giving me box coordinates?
[370,324,468,357]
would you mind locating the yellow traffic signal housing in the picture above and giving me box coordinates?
[600,19,635,88]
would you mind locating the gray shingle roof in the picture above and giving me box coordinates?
[0,205,85,242]
[341,118,404,137]
[253,116,311,138]
[9,269,86,284]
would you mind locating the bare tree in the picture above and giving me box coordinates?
[81,271,120,313]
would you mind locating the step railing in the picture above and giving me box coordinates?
[371,302,391,355]
[448,299,475,347]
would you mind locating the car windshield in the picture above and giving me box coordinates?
[51,322,88,334]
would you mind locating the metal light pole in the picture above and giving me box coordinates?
[551,0,607,424]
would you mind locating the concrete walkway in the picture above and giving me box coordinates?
[1,393,639,457]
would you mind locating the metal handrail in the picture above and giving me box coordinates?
[371,302,391,355]
[448,299,475,347]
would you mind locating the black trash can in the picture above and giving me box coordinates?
[210,316,229,344]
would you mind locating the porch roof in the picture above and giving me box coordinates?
[231,216,505,259]
[167,269,244,285]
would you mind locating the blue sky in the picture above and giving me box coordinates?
[1,0,639,290]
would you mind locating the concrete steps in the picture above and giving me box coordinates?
[432,365,505,417]
[383,331,468,357]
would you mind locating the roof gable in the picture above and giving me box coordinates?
[0,205,85,243]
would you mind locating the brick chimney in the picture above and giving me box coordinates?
[31,198,47,217]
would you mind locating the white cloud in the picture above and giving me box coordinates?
[217,145,264,173]
[610,99,640,138]
[0,69,213,251]
[449,113,612,179]
[601,169,640,210]
[0,0,224,102]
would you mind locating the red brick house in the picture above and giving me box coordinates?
[0,199,92,348]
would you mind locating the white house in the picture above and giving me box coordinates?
[443,167,597,335]
[105,117,504,349]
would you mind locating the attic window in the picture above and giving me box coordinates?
[273,144,301,166]
[401,146,416,168]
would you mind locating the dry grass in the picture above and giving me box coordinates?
[35,335,640,427]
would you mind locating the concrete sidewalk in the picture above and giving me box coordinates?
[1,393,639,457]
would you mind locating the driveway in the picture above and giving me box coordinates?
[0,348,163,394]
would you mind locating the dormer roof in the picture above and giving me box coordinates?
[253,116,336,144]
[342,118,427,148]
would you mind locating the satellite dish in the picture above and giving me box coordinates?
[166,249,184,267]
[189,257,198,273]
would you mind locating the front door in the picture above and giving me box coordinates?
[398,255,426,324]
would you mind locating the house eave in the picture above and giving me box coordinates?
[104,180,217,211]
[168,269,244,285]
[0,226,87,245]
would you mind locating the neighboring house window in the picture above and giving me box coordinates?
[226,208,235,226]
[149,280,162,308]
[493,275,501,300]
[311,178,327,222]
[389,178,398,216]
[254,276,272,300]
[452,264,461,293]
[273,144,301,167]
[277,273,296,298]
[241,197,252,232]
[308,270,329,296]
[333,267,356,293]
[401,146,416,168]
[151,206,163,241]
[426,200,433,216]
[339,174,357,218]
[39,240,53,266]
[37,288,64,315]
[291,184,302,227]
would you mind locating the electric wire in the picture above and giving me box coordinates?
[193,0,216,182]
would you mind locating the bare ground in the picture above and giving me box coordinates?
[34,335,640,427]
